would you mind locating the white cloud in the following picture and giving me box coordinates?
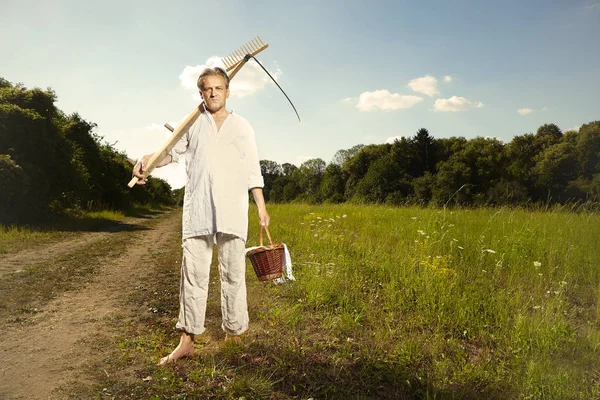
[564,125,581,132]
[443,75,453,83]
[341,97,357,104]
[541,106,548,111]
[408,75,439,97]
[356,90,423,111]
[386,135,406,144]
[178,55,282,100]
[433,96,484,112]
[517,108,534,116]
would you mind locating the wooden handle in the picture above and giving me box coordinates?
[129,47,254,188]
[127,103,205,188]
[259,225,274,247]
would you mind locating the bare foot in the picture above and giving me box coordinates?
[158,333,195,366]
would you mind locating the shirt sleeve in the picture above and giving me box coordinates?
[246,125,264,190]
[168,128,189,164]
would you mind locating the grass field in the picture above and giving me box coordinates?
[79,203,600,399]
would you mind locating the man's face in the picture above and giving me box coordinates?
[200,75,230,112]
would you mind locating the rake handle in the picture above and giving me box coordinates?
[127,55,253,188]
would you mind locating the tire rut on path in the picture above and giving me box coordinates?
[0,218,149,277]
[0,210,182,400]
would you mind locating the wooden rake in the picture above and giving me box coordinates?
[127,37,268,187]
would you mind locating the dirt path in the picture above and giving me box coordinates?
[0,218,147,276]
[0,210,182,400]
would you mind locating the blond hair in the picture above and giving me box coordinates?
[197,67,230,90]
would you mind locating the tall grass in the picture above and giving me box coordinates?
[90,204,600,399]
[249,204,600,398]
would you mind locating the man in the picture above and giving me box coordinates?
[132,67,269,365]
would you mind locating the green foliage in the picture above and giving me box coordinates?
[258,122,600,208]
[0,78,174,223]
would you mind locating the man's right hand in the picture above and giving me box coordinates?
[132,155,152,185]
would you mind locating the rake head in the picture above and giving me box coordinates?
[222,36,269,72]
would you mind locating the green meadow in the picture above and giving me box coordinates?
[92,204,600,399]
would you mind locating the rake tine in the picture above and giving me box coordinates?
[222,36,269,72]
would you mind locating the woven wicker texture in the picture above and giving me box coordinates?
[247,226,284,281]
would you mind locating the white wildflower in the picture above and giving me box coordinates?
[484,249,496,254]
[458,246,464,250]
[342,214,347,218]
[411,217,417,220]
[417,230,426,235]
[533,261,542,267]
[533,305,541,310]
[538,273,543,276]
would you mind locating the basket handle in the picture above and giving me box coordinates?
[259,225,274,247]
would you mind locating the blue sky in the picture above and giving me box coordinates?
[2,0,599,188]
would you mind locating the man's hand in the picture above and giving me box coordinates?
[258,207,270,227]
[251,187,270,227]
[132,155,152,185]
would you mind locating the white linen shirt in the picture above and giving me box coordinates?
[169,110,264,242]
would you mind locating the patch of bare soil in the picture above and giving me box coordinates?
[0,210,182,400]
[0,218,148,277]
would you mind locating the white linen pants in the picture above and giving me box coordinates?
[175,233,249,336]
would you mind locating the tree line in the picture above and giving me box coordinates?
[260,122,600,207]
[0,78,176,224]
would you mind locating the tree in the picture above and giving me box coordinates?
[320,163,346,203]
[410,128,436,176]
[332,144,364,166]
[575,121,600,179]
[294,158,326,202]
[259,160,283,201]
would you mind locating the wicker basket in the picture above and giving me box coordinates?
[246,225,284,281]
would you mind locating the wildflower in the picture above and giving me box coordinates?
[411,217,417,220]
[484,249,496,254]
[342,214,347,218]
[538,273,543,276]
[458,246,464,250]
[414,240,419,243]
[314,234,318,237]
[336,215,340,218]
[417,230,426,235]
[482,269,487,273]
[533,305,541,310]
[533,261,542,267]
[317,217,321,220]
